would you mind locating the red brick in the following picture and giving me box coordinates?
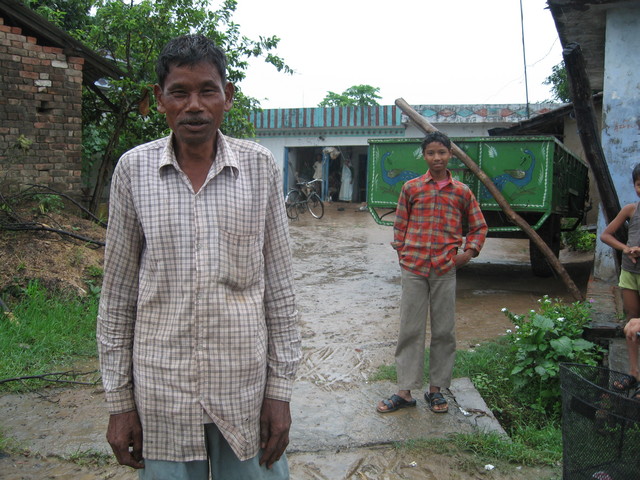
[21,56,40,65]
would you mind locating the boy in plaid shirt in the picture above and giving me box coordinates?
[377,131,487,414]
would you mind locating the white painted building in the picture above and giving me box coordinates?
[248,103,561,203]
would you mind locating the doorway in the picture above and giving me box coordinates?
[285,146,368,203]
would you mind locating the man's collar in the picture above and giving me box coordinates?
[158,132,239,178]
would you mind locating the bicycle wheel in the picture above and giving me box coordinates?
[306,193,324,219]
[285,190,301,219]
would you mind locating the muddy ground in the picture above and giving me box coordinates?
[0,202,595,479]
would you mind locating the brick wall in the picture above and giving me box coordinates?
[0,16,83,196]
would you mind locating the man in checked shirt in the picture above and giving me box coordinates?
[97,35,301,479]
[377,131,487,415]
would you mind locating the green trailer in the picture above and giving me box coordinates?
[367,136,590,276]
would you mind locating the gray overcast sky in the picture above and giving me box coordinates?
[233,0,563,108]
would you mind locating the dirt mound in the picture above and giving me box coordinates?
[0,198,105,300]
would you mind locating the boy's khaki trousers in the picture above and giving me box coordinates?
[395,267,457,391]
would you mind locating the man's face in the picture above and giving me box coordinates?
[154,61,234,147]
[423,141,452,176]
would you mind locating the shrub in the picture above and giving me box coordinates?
[562,227,596,252]
[501,296,602,416]
[32,194,65,215]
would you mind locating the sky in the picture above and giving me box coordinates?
[232,0,564,109]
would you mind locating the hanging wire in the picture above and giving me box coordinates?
[519,0,531,118]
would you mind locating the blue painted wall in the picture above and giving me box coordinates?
[594,6,640,282]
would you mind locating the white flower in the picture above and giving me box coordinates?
[557,317,565,322]
[515,325,520,330]
[506,329,512,333]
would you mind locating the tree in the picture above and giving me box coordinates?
[544,61,571,103]
[26,0,94,32]
[26,0,292,213]
[318,85,381,107]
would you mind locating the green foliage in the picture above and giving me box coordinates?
[84,279,102,299]
[0,281,99,392]
[32,194,64,214]
[544,61,571,103]
[66,448,114,467]
[502,296,602,414]
[0,427,20,455]
[85,265,104,279]
[401,427,561,469]
[13,134,33,152]
[76,0,290,138]
[452,429,560,466]
[455,339,515,421]
[28,0,293,210]
[318,84,382,107]
[26,0,94,32]
[368,363,398,382]
[562,227,596,252]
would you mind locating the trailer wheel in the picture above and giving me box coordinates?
[529,215,561,277]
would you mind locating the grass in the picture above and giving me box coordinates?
[65,448,114,468]
[371,338,563,471]
[0,427,18,454]
[0,280,99,392]
[400,428,560,467]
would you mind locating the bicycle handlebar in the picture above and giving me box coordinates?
[296,179,322,187]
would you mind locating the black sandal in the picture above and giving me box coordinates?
[425,391,449,413]
[376,394,417,413]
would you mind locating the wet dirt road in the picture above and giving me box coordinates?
[0,202,592,479]
[291,203,592,362]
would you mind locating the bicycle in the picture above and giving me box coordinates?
[285,179,324,220]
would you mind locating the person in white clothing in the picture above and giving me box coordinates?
[339,158,353,202]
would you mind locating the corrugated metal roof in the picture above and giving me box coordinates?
[249,103,561,135]
[250,105,403,130]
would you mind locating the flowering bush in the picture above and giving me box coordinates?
[501,295,603,414]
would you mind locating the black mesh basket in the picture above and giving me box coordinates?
[560,363,640,479]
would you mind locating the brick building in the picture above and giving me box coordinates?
[0,0,122,197]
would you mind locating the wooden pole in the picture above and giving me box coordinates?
[395,98,584,301]
[563,42,624,271]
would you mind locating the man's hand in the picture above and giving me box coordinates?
[106,410,144,469]
[624,318,640,343]
[454,249,475,268]
[259,398,291,469]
